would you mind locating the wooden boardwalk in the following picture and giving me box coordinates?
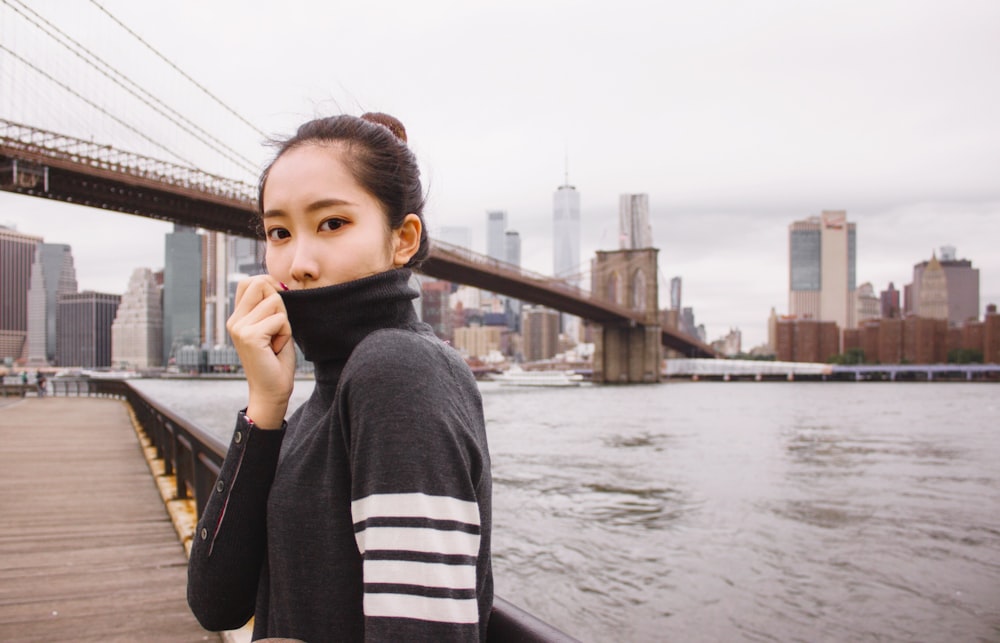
[0,397,218,642]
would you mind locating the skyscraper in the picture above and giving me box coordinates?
[880,282,900,319]
[905,248,980,325]
[619,194,653,249]
[553,181,580,280]
[26,243,78,364]
[788,210,857,333]
[486,210,507,261]
[916,254,949,320]
[504,230,522,332]
[521,306,560,361]
[26,251,47,364]
[554,178,582,342]
[854,282,880,325]
[0,225,41,363]
[504,230,521,267]
[111,268,163,369]
[163,225,203,363]
[203,231,229,348]
[227,236,266,335]
[670,277,682,311]
[57,291,120,367]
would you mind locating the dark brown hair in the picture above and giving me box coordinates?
[258,112,429,268]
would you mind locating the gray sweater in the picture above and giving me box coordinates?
[188,269,493,641]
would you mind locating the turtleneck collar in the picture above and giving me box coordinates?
[279,269,419,369]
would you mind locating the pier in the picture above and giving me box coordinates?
[0,396,215,642]
[0,386,575,642]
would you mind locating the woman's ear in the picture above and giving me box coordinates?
[391,214,422,266]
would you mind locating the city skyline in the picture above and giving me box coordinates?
[1,198,997,351]
[1,1,998,348]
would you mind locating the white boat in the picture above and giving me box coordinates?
[491,368,584,387]
[80,369,140,380]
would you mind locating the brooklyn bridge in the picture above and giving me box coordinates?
[0,119,716,382]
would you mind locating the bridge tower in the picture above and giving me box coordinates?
[591,248,662,383]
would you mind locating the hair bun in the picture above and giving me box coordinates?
[361,112,407,143]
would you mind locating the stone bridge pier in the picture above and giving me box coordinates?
[590,248,662,383]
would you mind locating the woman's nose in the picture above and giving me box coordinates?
[289,239,320,284]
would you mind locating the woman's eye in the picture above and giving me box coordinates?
[319,219,345,232]
[266,227,291,241]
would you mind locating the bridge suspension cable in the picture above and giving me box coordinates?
[2,0,259,176]
[87,0,267,140]
[0,43,199,167]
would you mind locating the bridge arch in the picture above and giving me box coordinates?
[607,271,623,306]
[631,268,647,311]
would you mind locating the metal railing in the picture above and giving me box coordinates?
[1,118,257,203]
[58,378,577,642]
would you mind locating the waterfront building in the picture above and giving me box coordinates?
[0,225,42,363]
[788,211,857,339]
[880,282,900,319]
[877,318,904,364]
[111,267,163,369]
[163,225,203,363]
[774,318,839,363]
[984,305,1000,363]
[905,248,980,325]
[56,291,121,368]
[902,316,947,364]
[619,193,653,249]
[522,306,560,362]
[848,316,951,364]
[952,322,984,357]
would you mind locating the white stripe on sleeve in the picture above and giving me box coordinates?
[355,526,480,557]
[352,492,480,526]
[364,593,480,624]
[364,559,477,590]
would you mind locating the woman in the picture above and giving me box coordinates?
[187,113,493,642]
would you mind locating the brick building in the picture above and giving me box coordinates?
[985,306,1000,363]
[775,318,839,363]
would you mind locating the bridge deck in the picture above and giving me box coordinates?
[0,397,216,642]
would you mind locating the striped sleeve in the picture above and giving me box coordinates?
[352,492,481,625]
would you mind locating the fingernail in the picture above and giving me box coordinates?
[279,282,289,291]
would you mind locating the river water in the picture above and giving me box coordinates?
[130,378,1000,642]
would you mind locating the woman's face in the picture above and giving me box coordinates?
[261,143,403,289]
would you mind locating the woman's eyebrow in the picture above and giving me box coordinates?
[306,198,355,213]
[262,199,354,219]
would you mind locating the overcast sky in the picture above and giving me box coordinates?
[2,0,998,348]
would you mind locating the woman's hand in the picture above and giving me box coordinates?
[227,276,295,429]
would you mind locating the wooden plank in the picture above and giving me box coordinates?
[0,397,218,642]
